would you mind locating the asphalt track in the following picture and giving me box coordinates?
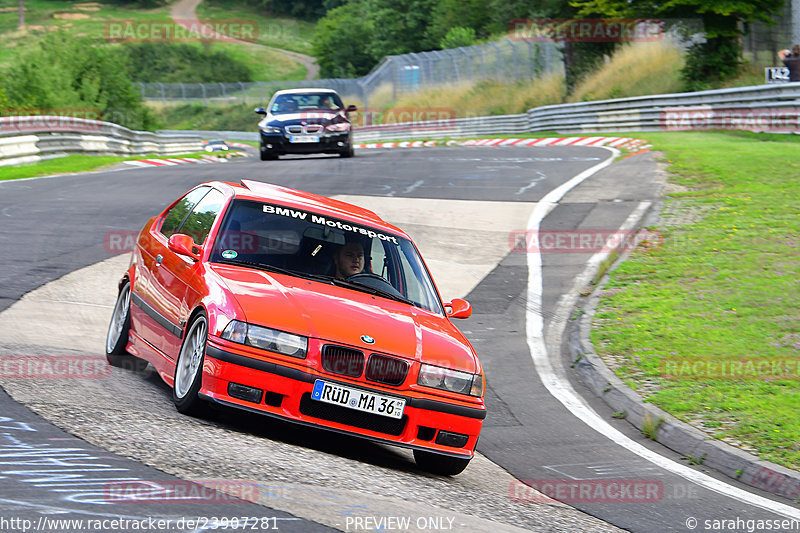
[0,147,797,532]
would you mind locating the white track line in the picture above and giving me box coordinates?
[525,146,799,519]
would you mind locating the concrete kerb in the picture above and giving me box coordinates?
[565,198,800,503]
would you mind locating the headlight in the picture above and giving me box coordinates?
[417,364,482,397]
[325,123,350,132]
[260,126,281,134]
[221,320,307,359]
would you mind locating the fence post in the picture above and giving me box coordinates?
[489,42,502,79]
[239,82,246,104]
[508,40,518,80]
[159,82,166,104]
[179,82,185,102]
[201,84,207,106]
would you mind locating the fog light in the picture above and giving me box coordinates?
[227,382,263,403]
[337,141,344,147]
[435,430,469,448]
[266,144,273,149]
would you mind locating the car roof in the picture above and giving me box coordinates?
[272,88,339,96]
[212,180,409,238]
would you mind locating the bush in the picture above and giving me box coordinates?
[1,32,154,131]
[439,27,476,49]
[121,43,253,83]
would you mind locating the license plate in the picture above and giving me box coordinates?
[289,135,319,143]
[311,379,405,419]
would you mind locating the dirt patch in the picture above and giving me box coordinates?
[75,3,103,10]
[53,13,91,20]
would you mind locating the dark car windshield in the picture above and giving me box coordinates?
[209,200,444,314]
[269,93,344,115]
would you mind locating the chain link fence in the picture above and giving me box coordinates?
[138,39,563,110]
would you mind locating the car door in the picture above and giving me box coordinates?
[132,186,210,358]
[152,188,227,359]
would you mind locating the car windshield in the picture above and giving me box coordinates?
[209,199,444,314]
[269,93,344,115]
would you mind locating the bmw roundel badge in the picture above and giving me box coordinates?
[360,335,375,345]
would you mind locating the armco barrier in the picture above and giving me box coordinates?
[167,83,800,144]
[0,116,202,167]
[8,83,800,166]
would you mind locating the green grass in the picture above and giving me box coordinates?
[0,151,214,180]
[0,1,308,80]
[196,0,316,55]
[591,131,800,469]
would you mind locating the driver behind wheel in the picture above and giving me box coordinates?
[333,241,365,280]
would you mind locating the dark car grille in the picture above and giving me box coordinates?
[365,354,409,386]
[299,393,407,436]
[321,345,364,378]
[286,124,323,134]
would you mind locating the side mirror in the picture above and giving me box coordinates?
[168,234,201,262]
[254,107,266,115]
[445,298,471,319]
[345,105,358,113]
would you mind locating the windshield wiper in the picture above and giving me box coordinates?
[216,259,301,278]
[330,278,414,305]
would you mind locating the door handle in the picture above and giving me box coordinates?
[156,254,163,265]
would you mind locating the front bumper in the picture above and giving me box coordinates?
[259,131,351,155]
[201,341,485,458]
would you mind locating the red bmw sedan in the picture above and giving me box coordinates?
[106,180,485,475]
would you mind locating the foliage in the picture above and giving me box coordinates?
[0,32,154,130]
[573,0,785,88]
[312,1,375,77]
[121,43,253,83]
[438,27,476,49]
[216,0,328,20]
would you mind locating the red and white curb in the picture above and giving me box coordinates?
[124,152,248,167]
[355,136,652,154]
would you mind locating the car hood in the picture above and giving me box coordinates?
[209,264,478,372]
[259,112,345,128]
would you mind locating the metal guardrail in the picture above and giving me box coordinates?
[8,83,800,166]
[161,84,800,146]
[0,117,202,166]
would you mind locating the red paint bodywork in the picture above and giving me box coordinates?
[121,180,485,458]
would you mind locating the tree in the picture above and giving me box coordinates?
[2,32,154,130]
[572,0,786,88]
[439,27,477,49]
[312,2,376,77]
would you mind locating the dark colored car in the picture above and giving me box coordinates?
[255,88,357,160]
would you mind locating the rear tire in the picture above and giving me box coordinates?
[173,313,209,417]
[413,449,471,476]
[105,282,148,371]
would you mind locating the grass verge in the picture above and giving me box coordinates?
[591,131,800,469]
[0,152,217,181]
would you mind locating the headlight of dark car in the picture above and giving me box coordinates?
[417,363,484,397]
[260,126,282,134]
[325,123,350,132]
[221,320,307,358]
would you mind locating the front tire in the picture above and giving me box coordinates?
[339,144,354,158]
[413,449,471,476]
[105,282,148,371]
[173,313,209,416]
[260,146,278,160]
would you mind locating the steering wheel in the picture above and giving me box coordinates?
[346,272,389,284]
[345,272,405,299]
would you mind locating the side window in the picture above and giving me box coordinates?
[160,187,210,238]
[180,189,226,245]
